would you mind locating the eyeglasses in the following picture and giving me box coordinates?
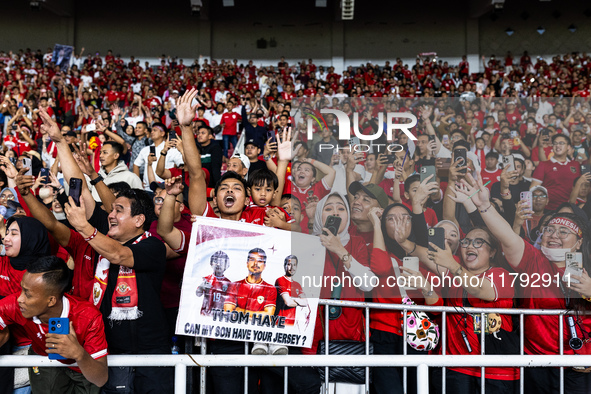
[553,142,567,146]
[154,196,181,205]
[532,194,548,199]
[542,226,576,239]
[0,194,15,201]
[460,238,491,249]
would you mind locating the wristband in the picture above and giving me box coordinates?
[161,151,168,156]
[408,242,417,256]
[90,174,104,186]
[84,227,98,242]
[340,253,351,262]
[479,204,493,213]
[453,266,463,277]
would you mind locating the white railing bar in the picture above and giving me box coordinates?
[559,316,564,394]
[283,366,288,394]
[442,310,446,394]
[3,354,591,368]
[403,307,407,393]
[243,341,248,394]
[365,306,370,394]
[519,313,524,394]
[318,299,585,315]
[417,364,429,394]
[480,311,485,394]
[324,303,329,394]
[175,364,186,394]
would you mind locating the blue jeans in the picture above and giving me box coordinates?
[223,134,237,158]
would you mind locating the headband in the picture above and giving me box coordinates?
[548,217,582,238]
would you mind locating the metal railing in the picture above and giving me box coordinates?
[1,299,590,394]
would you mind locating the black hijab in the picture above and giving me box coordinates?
[380,203,416,260]
[5,216,51,271]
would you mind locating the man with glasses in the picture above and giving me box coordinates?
[531,134,580,210]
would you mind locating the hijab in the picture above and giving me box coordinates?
[5,216,51,271]
[380,203,416,260]
[1,188,19,219]
[312,192,351,247]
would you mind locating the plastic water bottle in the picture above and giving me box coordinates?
[171,336,180,355]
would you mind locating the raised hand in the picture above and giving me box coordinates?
[177,88,199,126]
[276,127,293,161]
[39,108,62,142]
[0,156,17,179]
[456,172,490,209]
[165,175,184,196]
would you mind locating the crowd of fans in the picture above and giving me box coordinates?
[0,47,589,394]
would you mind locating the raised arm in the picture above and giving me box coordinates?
[157,176,185,250]
[72,143,116,213]
[177,88,207,215]
[39,109,96,219]
[452,172,525,267]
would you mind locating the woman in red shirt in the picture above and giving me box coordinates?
[455,173,591,394]
[304,192,377,391]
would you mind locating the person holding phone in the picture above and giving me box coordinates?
[368,202,441,394]
[303,192,377,392]
[455,172,591,393]
[0,256,108,392]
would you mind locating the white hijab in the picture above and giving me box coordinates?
[312,192,351,247]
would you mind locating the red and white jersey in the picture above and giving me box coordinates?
[0,256,25,297]
[275,275,304,325]
[225,278,277,313]
[0,293,108,372]
[199,273,232,316]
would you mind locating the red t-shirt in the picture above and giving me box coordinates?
[0,256,25,297]
[291,179,331,234]
[220,111,242,136]
[275,276,304,325]
[198,273,232,316]
[443,267,518,380]
[531,146,553,163]
[532,158,580,210]
[516,242,591,355]
[0,293,108,372]
[225,278,277,313]
[481,168,502,189]
[64,230,96,301]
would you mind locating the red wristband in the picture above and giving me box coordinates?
[84,227,98,242]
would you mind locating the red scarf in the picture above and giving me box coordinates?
[92,232,150,321]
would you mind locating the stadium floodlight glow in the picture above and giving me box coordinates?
[30,1,40,10]
[316,0,327,6]
[537,26,545,35]
[505,28,514,36]
[492,0,505,10]
[222,0,234,6]
[568,24,577,33]
[341,0,354,20]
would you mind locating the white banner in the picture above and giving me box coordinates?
[176,217,324,348]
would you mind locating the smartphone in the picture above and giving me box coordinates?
[563,252,584,284]
[581,164,590,176]
[349,136,361,147]
[22,158,32,176]
[11,124,17,132]
[502,155,515,172]
[69,177,83,206]
[48,317,69,360]
[40,168,50,184]
[420,165,436,183]
[453,148,467,174]
[323,216,342,236]
[86,123,96,132]
[442,135,449,145]
[520,191,532,211]
[402,256,420,290]
[428,135,436,143]
[267,129,277,145]
[385,154,396,164]
[168,130,177,140]
[150,146,156,155]
[428,227,446,252]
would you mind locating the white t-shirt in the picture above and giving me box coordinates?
[133,142,184,191]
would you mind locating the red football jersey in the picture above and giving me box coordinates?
[199,273,232,316]
[225,278,277,313]
[275,275,304,325]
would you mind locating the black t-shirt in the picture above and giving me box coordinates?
[88,207,169,353]
[248,160,267,176]
[489,179,531,204]
[100,235,168,354]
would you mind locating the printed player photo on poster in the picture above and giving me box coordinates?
[176,217,324,348]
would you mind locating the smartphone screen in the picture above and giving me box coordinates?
[40,168,50,184]
[168,130,177,140]
[150,146,156,155]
